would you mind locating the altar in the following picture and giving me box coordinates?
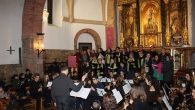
[118,0,189,48]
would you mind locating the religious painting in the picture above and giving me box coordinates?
[79,43,92,51]
[191,52,195,68]
[139,0,162,47]
[173,49,181,70]
[170,11,181,36]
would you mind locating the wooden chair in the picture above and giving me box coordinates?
[40,97,57,110]
[0,99,9,110]
[0,101,3,110]
[23,98,36,110]
[47,102,57,110]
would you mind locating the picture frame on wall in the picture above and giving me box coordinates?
[173,49,181,70]
[191,51,195,68]
[79,43,92,51]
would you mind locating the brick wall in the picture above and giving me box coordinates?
[0,64,22,82]
[44,49,75,63]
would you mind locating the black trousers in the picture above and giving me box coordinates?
[56,97,70,110]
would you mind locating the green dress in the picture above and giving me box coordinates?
[153,62,163,81]
[153,69,163,81]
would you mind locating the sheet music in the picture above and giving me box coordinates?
[47,81,52,87]
[100,77,107,82]
[162,95,172,110]
[112,89,123,104]
[74,83,79,85]
[107,78,111,82]
[123,83,131,94]
[124,79,129,84]
[70,86,91,99]
[97,88,106,96]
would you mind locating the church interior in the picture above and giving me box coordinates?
[0,0,195,109]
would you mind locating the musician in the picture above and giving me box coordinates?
[83,76,102,109]
[96,58,105,77]
[172,86,185,109]
[190,86,195,109]
[184,73,193,94]
[120,49,127,65]
[42,74,52,107]
[29,73,42,110]
[105,48,111,67]
[117,62,127,77]
[124,81,147,110]
[90,56,98,71]
[107,59,118,77]
[136,50,145,72]
[145,76,162,109]
[18,73,29,106]
[126,53,136,79]
[144,53,153,76]
[152,55,163,83]
[102,92,117,110]
[115,47,121,66]
[92,76,104,89]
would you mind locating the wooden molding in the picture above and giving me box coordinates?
[62,17,106,25]
[74,19,106,25]
[66,0,74,22]
[101,0,106,21]
[63,17,69,22]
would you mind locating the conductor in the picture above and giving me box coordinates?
[51,67,87,110]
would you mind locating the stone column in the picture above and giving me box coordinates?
[22,35,44,76]
[22,0,46,76]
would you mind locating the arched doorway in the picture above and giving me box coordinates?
[74,28,101,50]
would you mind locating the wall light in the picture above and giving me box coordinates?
[35,33,45,57]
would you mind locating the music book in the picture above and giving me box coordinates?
[123,83,131,94]
[47,81,52,87]
[162,95,172,110]
[124,79,129,84]
[97,88,106,96]
[112,89,123,104]
[70,86,91,99]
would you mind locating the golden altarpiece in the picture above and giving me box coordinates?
[117,0,195,70]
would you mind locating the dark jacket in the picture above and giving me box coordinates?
[51,74,83,102]
[29,80,42,99]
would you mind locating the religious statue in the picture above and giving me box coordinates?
[170,16,180,35]
[144,7,158,34]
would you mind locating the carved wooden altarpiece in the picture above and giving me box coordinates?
[118,0,189,48]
